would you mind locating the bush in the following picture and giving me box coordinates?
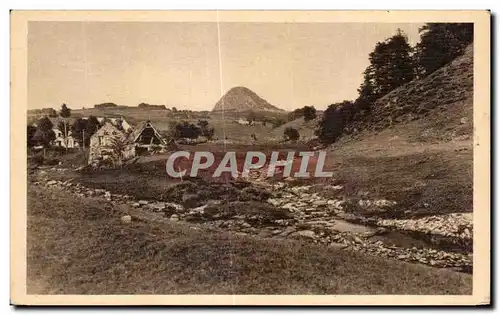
[43,158,60,166]
[28,155,45,166]
[284,127,300,141]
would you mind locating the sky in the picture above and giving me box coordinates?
[28,22,423,111]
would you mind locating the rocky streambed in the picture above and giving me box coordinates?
[31,167,473,274]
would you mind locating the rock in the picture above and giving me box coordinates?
[138,200,149,205]
[104,191,111,199]
[46,180,57,186]
[121,215,132,223]
[352,235,363,244]
[165,202,184,211]
[241,222,251,228]
[267,198,281,207]
[182,193,200,207]
[132,202,140,208]
[295,230,316,239]
[313,200,328,207]
[150,202,166,212]
[170,214,179,222]
[329,242,348,249]
[281,203,297,211]
[190,204,207,214]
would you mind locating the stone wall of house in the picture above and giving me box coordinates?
[88,122,136,165]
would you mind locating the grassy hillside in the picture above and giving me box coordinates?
[270,117,321,141]
[27,185,471,294]
[313,45,474,218]
[344,44,473,143]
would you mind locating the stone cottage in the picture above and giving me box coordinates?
[88,122,136,166]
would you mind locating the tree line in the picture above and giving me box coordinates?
[314,23,473,144]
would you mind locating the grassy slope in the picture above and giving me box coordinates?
[321,135,472,219]
[270,117,321,141]
[308,45,474,218]
[27,185,471,295]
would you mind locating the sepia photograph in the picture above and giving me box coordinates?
[10,10,490,305]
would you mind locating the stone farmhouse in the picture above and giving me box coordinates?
[88,120,167,165]
[88,121,136,166]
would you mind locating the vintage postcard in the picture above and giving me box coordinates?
[11,10,490,305]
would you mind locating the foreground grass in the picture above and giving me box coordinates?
[27,185,472,294]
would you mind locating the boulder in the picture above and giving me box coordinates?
[121,215,132,224]
[294,230,316,239]
[267,198,281,207]
[313,200,328,207]
[240,222,251,228]
[149,202,166,212]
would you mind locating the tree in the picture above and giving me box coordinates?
[368,29,415,98]
[108,135,127,168]
[288,106,317,122]
[27,125,37,147]
[57,121,69,138]
[32,116,56,155]
[315,101,355,144]
[173,121,202,140]
[271,117,286,128]
[284,127,300,142]
[353,29,415,115]
[47,108,58,117]
[355,66,377,113]
[288,108,304,121]
[303,106,317,121]
[197,120,215,140]
[414,23,473,77]
[71,118,88,148]
[85,116,100,147]
[59,103,71,152]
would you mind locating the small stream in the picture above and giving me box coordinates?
[31,167,473,274]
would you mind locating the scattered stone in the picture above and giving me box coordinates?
[313,200,328,207]
[149,202,166,212]
[267,198,281,207]
[294,230,316,239]
[241,222,251,228]
[170,214,179,222]
[329,242,348,249]
[121,215,132,224]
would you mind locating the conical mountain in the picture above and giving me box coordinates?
[212,86,284,112]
